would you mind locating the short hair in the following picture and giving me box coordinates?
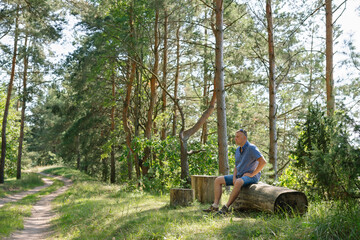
[236,129,247,138]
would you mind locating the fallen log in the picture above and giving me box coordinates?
[170,188,194,207]
[231,182,308,214]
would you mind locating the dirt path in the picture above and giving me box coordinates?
[0,178,53,208]
[4,173,73,240]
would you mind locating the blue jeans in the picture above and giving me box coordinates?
[224,174,258,187]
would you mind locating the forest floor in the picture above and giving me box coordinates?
[0,169,70,239]
[3,173,72,240]
[1,166,360,239]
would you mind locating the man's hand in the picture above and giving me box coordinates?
[243,172,253,177]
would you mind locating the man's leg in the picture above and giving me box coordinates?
[213,176,226,205]
[225,178,244,208]
[203,175,232,212]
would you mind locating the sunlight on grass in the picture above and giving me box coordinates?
[0,173,44,198]
[45,166,360,240]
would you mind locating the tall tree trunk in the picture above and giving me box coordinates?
[133,68,141,180]
[122,3,137,180]
[1,6,19,184]
[308,24,315,105]
[143,9,159,175]
[266,0,277,180]
[123,59,136,180]
[172,23,180,136]
[102,157,108,182]
[214,0,229,176]
[161,10,168,141]
[76,135,80,170]
[110,72,116,183]
[325,0,334,116]
[17,34,28,180]
[201,12,210,144]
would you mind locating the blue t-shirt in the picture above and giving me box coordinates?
[235,141,263,181]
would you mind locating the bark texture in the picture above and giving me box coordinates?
[17,34,28,180]
[170,188,194,206]
[232,182,308,214]
[191,175,218,203]
[110,72,116,183]
[143,9,159,175]
[325,0,335,116]
[1,6,19,183]
[214,0,229,176]
[266,0,277,179]
[161,10,168,141]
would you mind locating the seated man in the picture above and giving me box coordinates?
[203,129,267,214]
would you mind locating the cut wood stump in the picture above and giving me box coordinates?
[170,188,194,207]
[231,182,308,214]
[191,175,217,204]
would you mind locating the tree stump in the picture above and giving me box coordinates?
[170,188,194,207]
[191,175,217,204]
[231,182,308,214]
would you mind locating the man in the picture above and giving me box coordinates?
[203,129,267,214]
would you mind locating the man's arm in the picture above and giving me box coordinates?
[233,167,237,184]
[243,156,267,178]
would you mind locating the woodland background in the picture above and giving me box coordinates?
[1,0,360,200]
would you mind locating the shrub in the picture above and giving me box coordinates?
[284,104,360,200]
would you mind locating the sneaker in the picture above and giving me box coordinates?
[216,205,230,215]
[202,205,219,213]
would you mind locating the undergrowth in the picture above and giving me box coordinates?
[45,166,360,240]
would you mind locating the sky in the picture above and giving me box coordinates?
[44,0,359,113]
[49,1,360,72]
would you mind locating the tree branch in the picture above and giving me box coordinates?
[285,3,325,44]
[187,149,207,156]
[199,0,215,10]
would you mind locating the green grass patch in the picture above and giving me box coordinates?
[0,177,64,238]
[47,167,360,240]
[0,172,44,198]
[42,166,94,182]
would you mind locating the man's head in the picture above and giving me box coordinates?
[235,129,247,146]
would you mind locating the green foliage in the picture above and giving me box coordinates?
[128,135,224,193]
[0,87,21,178]
[283,104,360,200]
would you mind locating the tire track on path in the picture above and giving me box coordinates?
[0,178,53,208]
[4,173,73,240]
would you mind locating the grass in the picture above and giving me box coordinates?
[0,176,64,238]
[44,166,360,240]
[0,172,44,198]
